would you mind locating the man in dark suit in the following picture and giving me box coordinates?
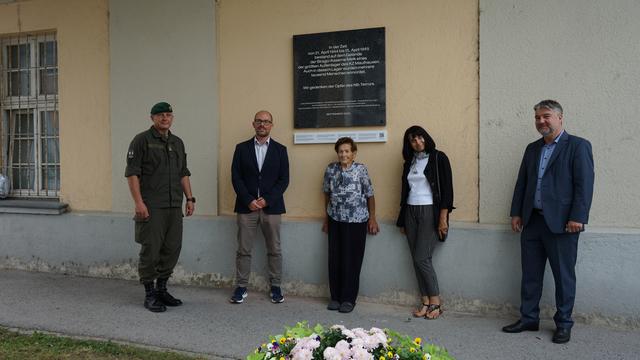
[229,110,289,304]
[503,100,594,344]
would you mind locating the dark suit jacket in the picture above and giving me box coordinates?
[510,131,594,234]
[231,138,289,214]
[396,149,455,228]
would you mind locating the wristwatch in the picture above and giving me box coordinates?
[187,197,196,203]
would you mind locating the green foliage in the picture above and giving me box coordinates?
[0,328,203,360]
[385,329,456,360]
[247,348,266,360]
[284,321,322,339]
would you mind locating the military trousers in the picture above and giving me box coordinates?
[135,207,183,282]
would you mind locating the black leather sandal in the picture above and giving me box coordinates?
[412,303,430,318]
[425,304,443,319]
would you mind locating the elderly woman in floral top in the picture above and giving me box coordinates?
[322,137,379,313]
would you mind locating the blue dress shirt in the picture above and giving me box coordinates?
[534,130,564,209]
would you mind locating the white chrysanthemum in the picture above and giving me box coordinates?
[370,328,387,343]
[323,347,340,360]
[364,337,381,350]
[290,334,320,360]
[335,339,351,353]
[341,328,356,339]
[351,346,374,360]
[373,332,388,347]
[291,348,312,360]
[353,328,368,338]
[351,337,365,348]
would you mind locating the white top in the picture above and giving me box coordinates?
[407,156,433,205]
[254,137,270,171]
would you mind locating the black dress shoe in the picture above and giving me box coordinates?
[502,320,539,333]
[552,327,571,344]
[327,300,340,311]
[338,302,355,313]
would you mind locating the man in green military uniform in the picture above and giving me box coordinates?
[125,101,195,312]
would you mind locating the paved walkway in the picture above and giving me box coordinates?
[0,270,638,359]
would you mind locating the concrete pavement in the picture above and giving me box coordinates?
[0,270,638,359]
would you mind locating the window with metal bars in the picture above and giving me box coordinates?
[0,32,59,198]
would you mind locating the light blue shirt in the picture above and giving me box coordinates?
[254,137,270,197]
[254,137,270,172]
[534,130,564,209]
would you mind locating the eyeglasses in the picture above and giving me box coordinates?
[254,119,273,125]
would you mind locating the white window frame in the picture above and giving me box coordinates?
[1,33,59,198]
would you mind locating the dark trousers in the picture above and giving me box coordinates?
[520,211,579,329]
[404,205,440,297]
[328,218,367,304]
[135,207,183,282]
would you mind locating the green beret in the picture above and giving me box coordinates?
[150,102,173,115]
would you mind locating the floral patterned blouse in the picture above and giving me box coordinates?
[322,161,374,223]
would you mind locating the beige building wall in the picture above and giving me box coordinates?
[0,0,111,211]
[479,0,640,227]
[217,0,479,221]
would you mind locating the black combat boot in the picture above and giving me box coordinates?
[156,278,183,306]
[143,281,166,312]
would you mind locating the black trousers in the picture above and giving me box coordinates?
[327,218,367,304]
[520,211,579,329]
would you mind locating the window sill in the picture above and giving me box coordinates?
[0,199,69,215]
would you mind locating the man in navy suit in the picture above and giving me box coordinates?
[502,100,594,344]
[229,110,289,304]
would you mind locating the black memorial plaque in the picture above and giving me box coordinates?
[293,27,386,128]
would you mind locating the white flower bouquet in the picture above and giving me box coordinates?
[247,322,455,360]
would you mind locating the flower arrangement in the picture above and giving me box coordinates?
[247,322,455,360]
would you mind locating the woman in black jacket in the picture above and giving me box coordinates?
[396,125,454,319]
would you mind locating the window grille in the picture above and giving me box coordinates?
[0,32,59,198]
